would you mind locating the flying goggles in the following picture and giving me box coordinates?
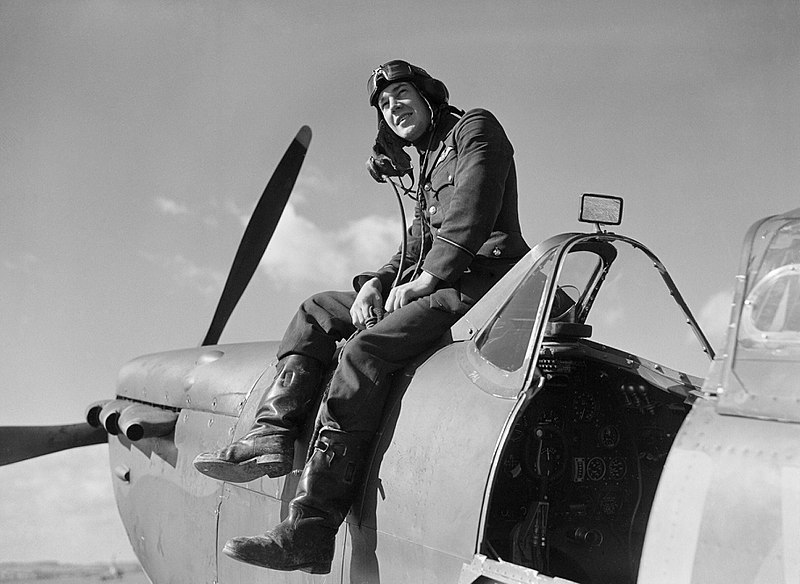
[367,60,432,106]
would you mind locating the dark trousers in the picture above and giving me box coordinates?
[277,290,462,441]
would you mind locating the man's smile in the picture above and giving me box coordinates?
[378,82,431,142]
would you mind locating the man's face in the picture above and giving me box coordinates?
[378,82,431,142]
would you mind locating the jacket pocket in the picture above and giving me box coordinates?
[425,157,456,228]
[428,154,456,194]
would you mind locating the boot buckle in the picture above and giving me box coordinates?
[314,439,347,463]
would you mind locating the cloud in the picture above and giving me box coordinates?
[140,251,226,299]
[154,197,189,216]
[694,287,735,353]
[2,252,41,275]
[291,164,339,203]
[216,164,401,290]
[259,203,398,289]
[148,165,400,291]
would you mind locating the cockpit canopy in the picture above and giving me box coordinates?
[716,208,800,422]
[459,219,713,399]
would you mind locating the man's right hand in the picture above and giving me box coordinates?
[350,277,384,329]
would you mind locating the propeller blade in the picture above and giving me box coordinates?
[202,125,312,346]
[0,423,108,467]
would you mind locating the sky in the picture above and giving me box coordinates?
[0,0,798,565]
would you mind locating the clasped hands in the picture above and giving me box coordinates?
[350,273,439,330]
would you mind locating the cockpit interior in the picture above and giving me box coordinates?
[475,234,706,583]
[483,335,692,583]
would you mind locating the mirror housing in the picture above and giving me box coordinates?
[579,193,623,228]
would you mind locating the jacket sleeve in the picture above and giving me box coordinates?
[421,109,514,283]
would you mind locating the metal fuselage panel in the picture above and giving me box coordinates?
[110,342,281,584]
[110,409,238,584]
[217,482,347,584]
[638,398,800,584]
[112,338,516,584]
[343,341,520,583]
[115,342,278,414]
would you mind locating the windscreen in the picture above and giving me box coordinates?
[475,237,711,380]
[476,249,557,372]
[575,241,711,379]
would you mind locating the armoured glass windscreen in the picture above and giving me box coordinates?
[476,250,557,371]
[580,242,711,379]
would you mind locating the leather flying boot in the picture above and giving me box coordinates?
[222,427,369,574]
[193,354,323,483]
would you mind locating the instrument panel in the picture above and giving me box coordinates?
[484,347,691,584]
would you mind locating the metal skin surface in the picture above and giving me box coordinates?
[110,342,279,584]
[638,397,800,584]
[111,338,522,583]
[217,480,348,584]
[115,342,277,414]
[110,410,236,584]
[343,341,521,583]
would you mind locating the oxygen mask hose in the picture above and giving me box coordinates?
[353,177,406,337]
[387,177,410,291]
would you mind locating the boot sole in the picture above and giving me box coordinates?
[193,454,292,483]
[223,542,331,574]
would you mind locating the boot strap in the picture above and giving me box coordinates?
[314,439,347,458]
[313,439,359,483]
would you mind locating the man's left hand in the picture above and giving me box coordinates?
[385,271,439,313]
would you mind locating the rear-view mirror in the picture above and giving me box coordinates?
[579,193,623,227]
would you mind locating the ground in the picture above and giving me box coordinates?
[0,562,148,583]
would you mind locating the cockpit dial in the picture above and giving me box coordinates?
[572,392,598,422]
[586,457,606,481]
[527,425,568,480]
[599,424,621,448]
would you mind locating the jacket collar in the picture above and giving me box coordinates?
[412,109,460,155]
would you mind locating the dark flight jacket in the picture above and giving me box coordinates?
[356,108,530,314]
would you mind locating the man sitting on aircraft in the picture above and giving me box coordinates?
[193,59,530,574]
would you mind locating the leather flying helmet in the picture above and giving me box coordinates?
[367,60,449,108]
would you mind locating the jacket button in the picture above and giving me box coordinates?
[492,247,502,256]
[424,183,432,191]
[429,205,437,214]
[448,175,453,182]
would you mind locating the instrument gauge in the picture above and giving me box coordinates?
[586,457,606,481]
[538,444,564,478]
[526,426,567,480]
[599,424,621,449]
[598,488,624,516]
[572,392,598,422]
[608,457,627,480]
[536,408,563,427]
